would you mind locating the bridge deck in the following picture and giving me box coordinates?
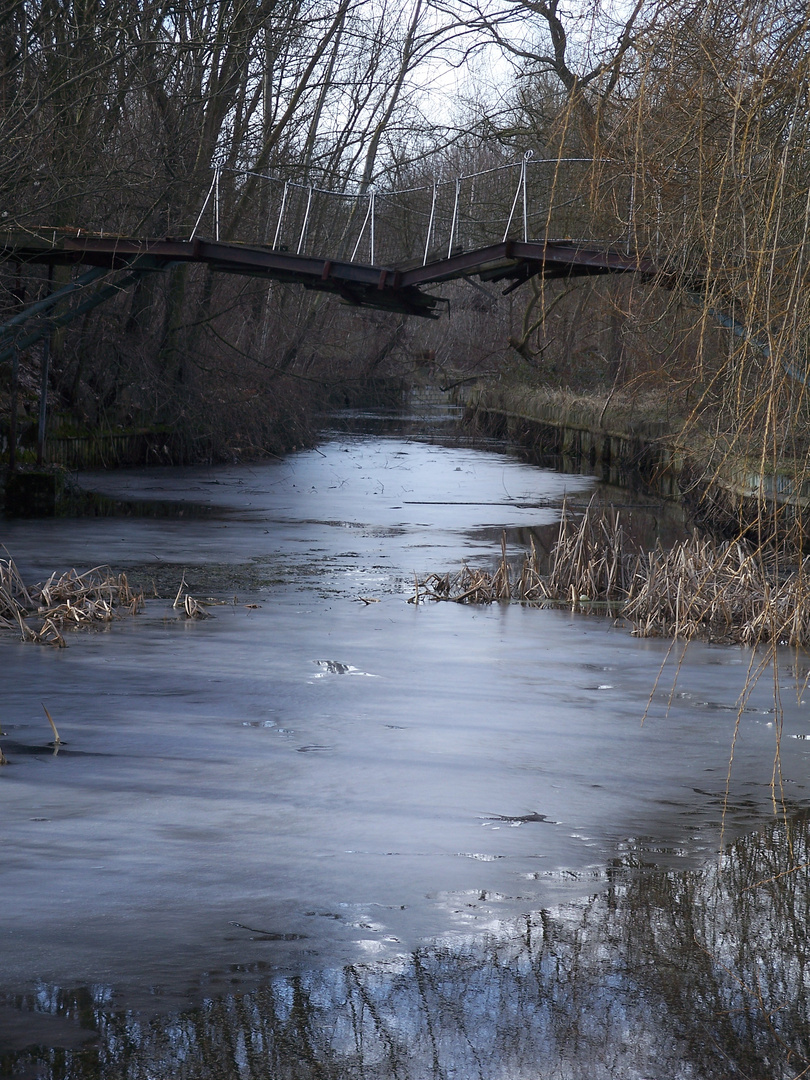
[1,230,663,321]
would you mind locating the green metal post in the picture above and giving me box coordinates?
[37,332,50,466]
[9,346,19,471]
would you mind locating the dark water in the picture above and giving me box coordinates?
[2,423,810,1077]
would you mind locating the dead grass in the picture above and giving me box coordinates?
[172,574,212,619]
[412,502,810,647]
[0,556,144,646]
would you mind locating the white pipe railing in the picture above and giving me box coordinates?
[192,156,648,265]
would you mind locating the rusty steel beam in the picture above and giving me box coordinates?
[0,231,444,318]
[0,230,668,324]
[398,240,659,289]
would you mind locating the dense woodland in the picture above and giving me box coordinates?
[1,0,810,469]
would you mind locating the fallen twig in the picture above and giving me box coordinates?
[42,704,62,744]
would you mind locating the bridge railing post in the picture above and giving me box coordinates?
[214,166,220,242]
[503,159,523,242]
[522,149,533,241]
[423,181,437,265]
[297,186,313,255]
[370,189,376,265]
[190,171,218,241]
[448,177,460,258]
[273,182,289,250]
[350,191,373,262]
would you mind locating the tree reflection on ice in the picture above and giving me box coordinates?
[6,811,810,1079]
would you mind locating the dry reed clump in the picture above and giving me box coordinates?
[412,503,810,647]
[172,574,212,619]
[0,556,144,646]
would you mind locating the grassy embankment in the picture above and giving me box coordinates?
[464,382,810,544]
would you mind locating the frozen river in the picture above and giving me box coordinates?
[2,424,809,1076]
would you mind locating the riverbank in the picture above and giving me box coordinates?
[463,382,810,542]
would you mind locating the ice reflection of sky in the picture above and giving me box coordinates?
[4,437,592,583]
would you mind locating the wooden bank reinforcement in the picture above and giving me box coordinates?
[463,385,810,542]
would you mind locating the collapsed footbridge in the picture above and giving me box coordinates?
[0,154,687,360]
